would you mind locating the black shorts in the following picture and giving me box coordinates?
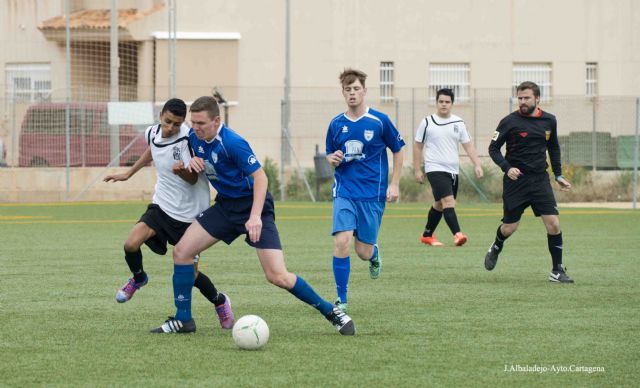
[502,173,558,223]
[426,171,459,201]
[196,192,282,250]
[139,204,191,255]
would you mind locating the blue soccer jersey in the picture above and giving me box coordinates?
[326,107,405,201]
[189,124,261,198]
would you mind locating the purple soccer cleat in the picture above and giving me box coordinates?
[115,275,148,303]
[214,293,235,329]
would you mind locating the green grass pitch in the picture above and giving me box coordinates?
[0,201,638,386]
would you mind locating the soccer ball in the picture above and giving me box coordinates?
[232,315,269,350]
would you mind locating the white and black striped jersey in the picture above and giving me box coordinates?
[414,114,471,174]
[145,123,210,223]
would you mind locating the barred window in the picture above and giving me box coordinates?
[429,63,470,103]
[380,61,394,102]
[586,62,598,98]
[512,63,552,101]
[5,63,51,102]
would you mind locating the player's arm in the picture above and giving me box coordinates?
[547,118,571,191]
[103,147,152,182]
[387,147,404,202]
[246,168,268,243]
[489,118,520,179]
[172,161,198,184]
[461,142,484,178]
[413,141,425,183]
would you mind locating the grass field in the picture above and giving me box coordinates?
[1,201,638,387]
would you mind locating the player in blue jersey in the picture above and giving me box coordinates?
[151,96,355,335]
[326,69,405,313]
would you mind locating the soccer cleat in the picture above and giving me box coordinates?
[214,293,235,329]
[369,244,381,279]
[150,316,196,333]
[326,307,355,335]
[335,298,348,314]
[549,268,574,283]
[115,274,148,303]
[420,235,444,246]
[453,232,468,247]
[484,244,500,271]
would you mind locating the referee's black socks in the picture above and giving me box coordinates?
[548,232,564,271]
[493,226,508,251]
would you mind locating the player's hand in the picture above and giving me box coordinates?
[506,167,522,181]
[188,157,205,173]
[415,170,425,184]
[556,177,572,192]
[474,165,484,179]
[245,215,263,243]
[172,160,187,175]
[387,183,400,202]
[103,173,129,182]
[326,150,344,167]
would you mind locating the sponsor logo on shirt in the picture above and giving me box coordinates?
[491,131,499,141]
[519,132,528,138]
[342,125,349,133]
[545,130,551,141]
[344,140,365,162]
[198,146,204,154]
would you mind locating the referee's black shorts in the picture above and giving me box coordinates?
[139,203,191,255]
[502,173,558,223]
[196,191,282,250]
[426,171,459,201]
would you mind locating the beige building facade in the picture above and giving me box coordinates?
[1,0,638,200]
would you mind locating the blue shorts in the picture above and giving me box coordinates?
[332,197,385,245]
[196,192,282,250]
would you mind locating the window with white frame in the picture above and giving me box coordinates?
[5,63,52,102]
[428,63,470,103]
[586,62,597,98]
[380,61,394,102]
[512,63,552,101]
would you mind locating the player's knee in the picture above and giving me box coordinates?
[265,272,291,289]
[355,246,372,261]
[123,241,139,253]
[172,244,191,264]
[334,238,351,256]
[501,223,518,236]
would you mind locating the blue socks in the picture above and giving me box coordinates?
[173,264,195,322]
[288,276,333,316]
[370,245,379,261]
[333,256,351,303]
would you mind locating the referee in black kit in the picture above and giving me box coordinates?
[484,81,574,283]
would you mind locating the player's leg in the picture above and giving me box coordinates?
[420,199,444,245]
[152,208,221,333]
[331,198,357,309]
[193,259,235,328]
[116,221,155,303]
[256,247,355,335]
[352,200,384,280]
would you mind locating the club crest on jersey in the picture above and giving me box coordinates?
[210,152,218,164]
[364,130,374,141]
[453,124,459,134]
[545,130,551,141]
[172,146,181,160]
[344,140,365,162]
[248,155,257,165]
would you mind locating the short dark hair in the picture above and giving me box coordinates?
[516,81,540,98]
[436,88,455,104]
[339,68,367,88]
[190,96,220,119]
[161,98,187,118]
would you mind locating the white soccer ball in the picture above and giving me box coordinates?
[232,315,269,350]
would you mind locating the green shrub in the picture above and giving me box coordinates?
[262,157,281,198]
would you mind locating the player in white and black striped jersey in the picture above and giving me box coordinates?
[104,98,234,329]
[413,88,483,247]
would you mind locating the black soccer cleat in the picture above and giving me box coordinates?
[484,244,501,271]
[150,316,196,333]
[326,307,355,336]
[549,268,574,284]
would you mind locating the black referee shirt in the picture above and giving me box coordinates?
[488,110,562,177]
